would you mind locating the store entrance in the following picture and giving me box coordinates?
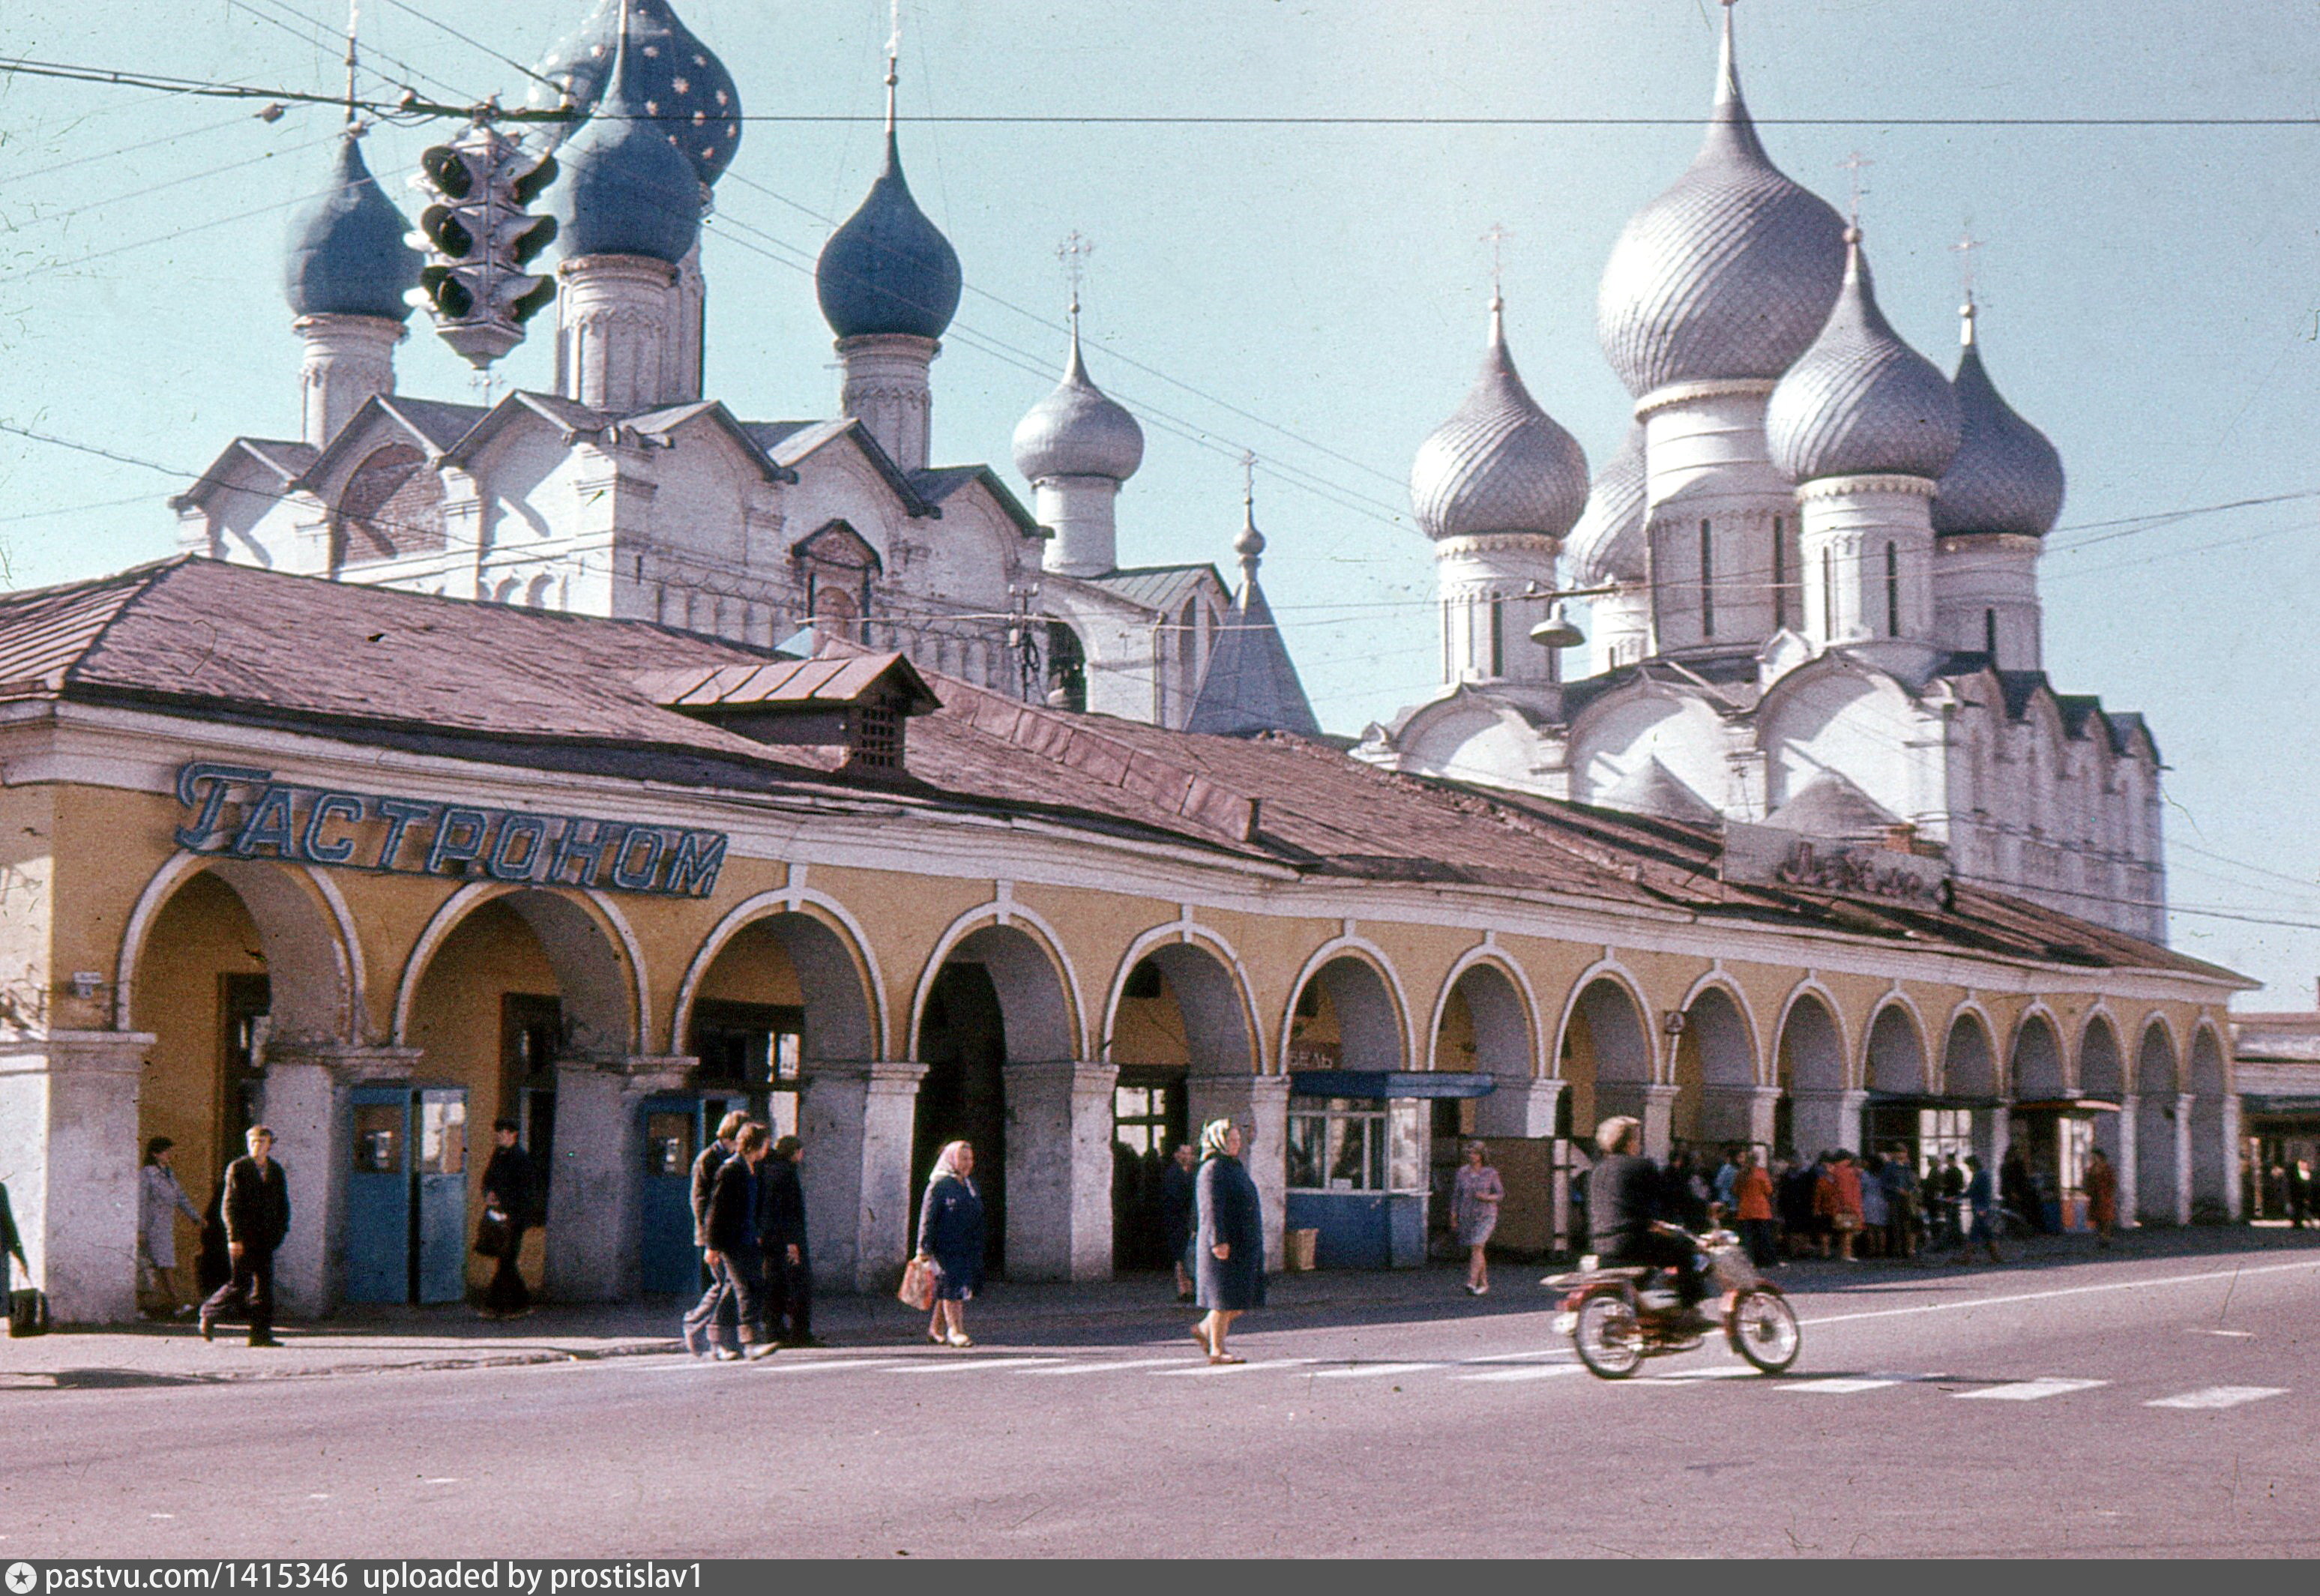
[1110,1071,1189,1271]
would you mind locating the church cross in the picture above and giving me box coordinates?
[1839,149,1875,228]
[1953,222,1984,301]
[1057,229,1093,328]
[1481,222,1512,301]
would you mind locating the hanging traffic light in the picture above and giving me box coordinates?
[405,124,559,368]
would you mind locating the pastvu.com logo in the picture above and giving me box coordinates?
[5,1561,37,1595]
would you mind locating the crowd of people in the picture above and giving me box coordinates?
[680,1112,818,1359]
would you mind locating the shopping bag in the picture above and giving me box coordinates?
[9,1283,49,1338]
[474,1208,512,1261]
[897,1256,939,1311]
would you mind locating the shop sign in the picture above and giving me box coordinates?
[172,762,729,899]
[1721,819,1949,906]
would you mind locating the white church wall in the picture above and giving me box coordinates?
[1569,693,1733,812]
[1757,667,1936,828]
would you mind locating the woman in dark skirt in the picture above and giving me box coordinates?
[1193,1118,1264,1364]
[915,1140,986,1348]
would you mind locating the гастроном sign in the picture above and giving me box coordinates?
[172,762,729,899]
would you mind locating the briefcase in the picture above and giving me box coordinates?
[9,1285,49,1338]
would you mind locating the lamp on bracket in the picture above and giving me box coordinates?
[1528,581,1626,651]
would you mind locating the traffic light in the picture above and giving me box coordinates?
[405,124,559,367]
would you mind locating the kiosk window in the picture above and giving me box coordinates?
[647,1112,696,1178]
[354,1104,403,1173]
[419,1097,465,1176]
[1289,1098,1426,1193]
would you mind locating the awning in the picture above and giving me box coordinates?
[2241,1094,2320,1116]
[2012,1097,2123,1115]
[1866,1091,2000,1110]
[1288,1070,1497,1101]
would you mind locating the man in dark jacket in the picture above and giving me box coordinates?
[703,1124,774,1358]
[199,1125,290,1347]
[1,1177,25,1280]
[758,1135,819,1347]
[480,1118,537,1319]
[681,1110,749,1358]
[1587,1116,1705,1312]
[1160,1141,1197,1303]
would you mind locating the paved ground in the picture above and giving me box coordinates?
[4,1229,2316,1559]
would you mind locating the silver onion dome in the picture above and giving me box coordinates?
[1595,7,1847,398]
[528,0,742,190]
[1013,326,1145,482]
[1767,231,1961,483]
[1566,424,1648,585]
[1408,299,1589,541]
[1932,304,2065,536]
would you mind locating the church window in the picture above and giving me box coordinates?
[1489,597,1504,677]
[332,445,445,569]
[1820,549,1834,634]
[1046,621,1088,713]
[1884,542,1900,637]
[1984,608,1999,663]
[1699,520,1715,638]
[1771,517,1787,630]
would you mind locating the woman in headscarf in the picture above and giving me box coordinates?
[1450,1140,1505,1295]
[1193,1118,1264,1364]
[915,1140,986,1348]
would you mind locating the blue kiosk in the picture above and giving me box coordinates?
[1285,1070,1495,1269]
[345,1083,470,1304]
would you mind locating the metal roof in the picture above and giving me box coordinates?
[640,651,939,714]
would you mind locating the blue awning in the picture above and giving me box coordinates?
[1288,1070,1497,1101]
[2243,1094,2320,1116]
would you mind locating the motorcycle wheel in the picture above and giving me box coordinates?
[1729,1289,1801,1374]
[1572,1292,1643,1379]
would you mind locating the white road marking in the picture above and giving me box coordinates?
[1954,1378,2109,1402]
[1455,1363,1591,1383]
[1155,1358,1316,1377]
[1649,1365,1759,1381]
[893,1357,1058,1374]
[1779,1377,1902,1394]
[1799,1257,2320,1331]
[421,1478,463,1485]
[2145,1386,2289,1409]
[2201,1329,2255,1337]
[1014,1358,1190,1376]
[1310,1362,1442,1380]
[1458,1348,1575,1364]
[751,1358,910,1374]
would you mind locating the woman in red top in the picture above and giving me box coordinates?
[1817,1152,1866,1261]
[2084,1146,2118,1247]
[1732,1148,1779,1269]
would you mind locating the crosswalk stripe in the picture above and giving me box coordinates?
[1649,1365,1759,1381]
[1455,1364,1590,1383]
[893,1357,1059,1374]
[1310,1362,1442,1380]
[1955,1378,2108,1402]
[1779,1376,1902,1394]
[2145,1386,2289,1409]
[1154,1358,1316,1378]
[1459,1349,1575,1365]
[749,1358,909,1374]
[1014,1358,1189,1376]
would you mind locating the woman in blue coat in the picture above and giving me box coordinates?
[1193,1118,1264,1364]
[915,1140,985,1347]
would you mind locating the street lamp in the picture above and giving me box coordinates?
[1527,582,1624,651]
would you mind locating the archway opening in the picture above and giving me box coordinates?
[1941,1013,2002,1168]
[2007,1015,2073,1230]
[1107,944,1251,1271]
[1861,1003,1930,1160]
[1287,955,1402,1074]
[1560,978,1651,1150]
[682,912,877,1142]
[2136,1023,2181,1223]
[1675,987,1756,1151]
[1776,995,1849,1157]
[2078,1019,2129,1219]
[2188,1028,2233,1220]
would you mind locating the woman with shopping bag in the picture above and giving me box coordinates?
[914,1141,985,1347]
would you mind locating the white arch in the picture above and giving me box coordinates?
[2133,1011,2182,1094]
[1862,993,1932,1097]
[669,886,891,1061]
[911,894,1086,1062]
[1552,957,1662,1084]
[115,853,361,1044]
[2076,1008,2127,1096]
[1426,942,1548,1079]
[1101,916,1262,1076]
[1772,980,1853,1091]
[391,882,646,1055]
[1676,969,1766,1075]
[1278,933,1417,1079]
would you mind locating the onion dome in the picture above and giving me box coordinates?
[1932,303,2066,536]
[284,132,421,321]
[552,1,702,265]
[1566,424,1648,585]
[528,0,741,189]
[1408,299,1589,540]
[1595,6,1847,398]
[1013,322,1145,481]
[816,123,962,340]
[1766,230,1961,483]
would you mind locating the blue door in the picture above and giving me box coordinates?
[346,1084,413,1304]
[640,1094,705,1295]
[414,1088,470,1304]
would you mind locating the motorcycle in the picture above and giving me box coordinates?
[1543,1219,1801,1379]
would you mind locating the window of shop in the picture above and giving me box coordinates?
[691,999,804,1139]
[1287,1098,1425,1193]
[1919,1108,1974,1166]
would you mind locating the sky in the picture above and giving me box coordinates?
[1,0,2318,1002]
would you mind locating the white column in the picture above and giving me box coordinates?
[2169,1093,2196,1225]
[1932,532,2042,669]
[800,1061,928,1293]
[1638,379,1791,657]
[837,332,938,473]
[1036,476,1124,579]
[295,313,403,448]
[2100,1094,2139,1227]
[1433,534,1561,687]
[1003,1061,1119,1282]
[1474,1076,1563,1139]
[1700,1083,1783,1148]
[556,253,684,415]
[1188,1073,1291,1271]
[0,1032,152,1325]
[1789,1089,1869,1157]
[264,1044,419,1319]
[1592,1080,1681,1158]
[543,1056,690,1303]
[1797,474,1944,679]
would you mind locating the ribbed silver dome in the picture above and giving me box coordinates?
[1595,8,1848,399]
[1767,232,1961,483]
[1932,305,2065,536]
[1013,328,1145,483]
[1566,424,1648,585]
[1409,301,1588,541]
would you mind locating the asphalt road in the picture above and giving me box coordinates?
[4,1245,2317,1559]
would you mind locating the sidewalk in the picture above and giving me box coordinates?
[4,1223,2306,1388]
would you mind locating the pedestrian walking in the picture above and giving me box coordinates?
[137,1137,205,1319]
[1857,1150,1889,1259]
[1953,1154,2004,1265]
[702,1124,776,1359]
[1712,1146,1744,1212]
[479,1119,537,1319]
[1936,1153,1967,1245]
[1160,1139,1197,1303]
[1782,1155,1822,1259]
[2290,1159,2313,1230]
[1,1175,25,1280]
[1733,1148,1780,1269]
[1192,1118,1264,1364]
[681,1110,750,1359]
[916,1140,986,1348]
[1880,1145,1920,1260]
[2084,1146,2119,1247]
[759,1134,819,1347]
[1816,1152,1865,1261]
[198,1125,289,1347]
[1450,1141,1504,1295]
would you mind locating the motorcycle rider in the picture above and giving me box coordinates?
[1587,1115,1708,1320]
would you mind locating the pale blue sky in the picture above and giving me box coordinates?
[1,1,2316,999]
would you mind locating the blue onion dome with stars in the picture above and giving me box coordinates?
[528,0,741,190]
[1596,4,1847,398]
[816,118,962,341]
[284,131,422,321]
[1932,302,2066,537]
[552,1,703,266]
[1767,229,1961,484]
[1408,298,1589,541]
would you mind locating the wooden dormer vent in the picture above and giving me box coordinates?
[641,652,941,780]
